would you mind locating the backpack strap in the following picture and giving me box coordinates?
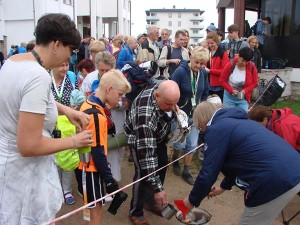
[166,45,172,59]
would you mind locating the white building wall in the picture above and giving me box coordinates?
[2,0,75,55]
[152,11,204,45]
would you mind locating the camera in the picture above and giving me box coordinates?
[107,191,128,215]
[52,128,61,138]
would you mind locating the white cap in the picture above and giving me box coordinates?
[207,96,222,105]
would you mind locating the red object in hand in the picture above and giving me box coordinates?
[174,199,189,220]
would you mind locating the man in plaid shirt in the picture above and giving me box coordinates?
[125,80,180,225]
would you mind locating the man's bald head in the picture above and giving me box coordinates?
[155,80,180,112]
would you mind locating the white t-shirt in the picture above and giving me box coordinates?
[0,59,62,224]
[80,70,98,94]
[229,66,246,91]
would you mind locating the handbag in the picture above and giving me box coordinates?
[55,115,80,171]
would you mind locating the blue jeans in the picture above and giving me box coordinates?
[223,90,249,111]
[173,117,199,154]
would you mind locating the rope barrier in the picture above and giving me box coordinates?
[43,143,204,225]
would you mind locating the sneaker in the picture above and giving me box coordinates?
[198,147,204,161]
[182,172,195,185]
[105,195,114,202]
[172,163,181,176]
[129,215,150,225]
[64,192,75,205]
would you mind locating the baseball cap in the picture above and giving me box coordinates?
[137,33,147,41]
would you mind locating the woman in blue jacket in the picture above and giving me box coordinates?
[117,36,136,70]
[171,46,209,185]
[183,101,300,225]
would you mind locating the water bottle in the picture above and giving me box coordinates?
[265,61,269,69]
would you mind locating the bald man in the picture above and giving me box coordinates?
[124,80,180,224]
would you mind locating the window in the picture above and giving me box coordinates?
[168,21,172,27]
[63,0,72,5]
[150,13,157,16]
[150,21,157,25]
[193,22,199,25]
[262,0,300,36]
[193,13,199,17]
[193,30,198,34]
[178,13,181,18]
[168,13,172,18]
[194,38,198,42]
[178,21,181,27]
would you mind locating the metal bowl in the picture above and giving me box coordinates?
[175,208,211,225]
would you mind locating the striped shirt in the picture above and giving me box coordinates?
[124,84,172,192]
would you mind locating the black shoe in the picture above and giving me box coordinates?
[182,172,194,185]
[172,163,181,176]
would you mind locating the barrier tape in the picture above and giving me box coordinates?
[43,143,203,225]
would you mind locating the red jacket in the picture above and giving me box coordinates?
[269,108,300,151]
[208,47,229,86]
[220,58,258,103]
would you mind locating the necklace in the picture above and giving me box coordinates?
[31,49,44,67]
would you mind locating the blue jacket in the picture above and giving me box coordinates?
[117,45,134,69]
[171,60,209,116]
[189,107,300,207]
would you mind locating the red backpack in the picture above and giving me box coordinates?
[270,108,300,151]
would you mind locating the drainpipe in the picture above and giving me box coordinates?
[129,0,131,35]
[116,0,119,34]
[33,0,36,28]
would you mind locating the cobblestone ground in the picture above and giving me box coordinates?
[55,149,300,225]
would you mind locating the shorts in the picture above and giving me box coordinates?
[82,171,105,208]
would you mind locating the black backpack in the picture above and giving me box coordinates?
[249,22,258,36]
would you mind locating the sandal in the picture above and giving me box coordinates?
[129,215,149,225]
[64,192,75,205]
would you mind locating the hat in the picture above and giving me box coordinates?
[207,95,222,105]
[137,33,147,41]
[206,24,217,32]
[70,89,86,107]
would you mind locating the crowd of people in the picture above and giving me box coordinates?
[0,12,299,225]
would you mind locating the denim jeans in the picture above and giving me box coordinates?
[173,117,199,154]
[223,90,249,111]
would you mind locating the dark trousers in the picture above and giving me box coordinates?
[129,141,168,217]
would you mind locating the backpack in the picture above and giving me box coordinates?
[270,108,300,151]
[54,115,80,171]
[244,20,251,38]
[159,46,172,75]
[122,61,158,102]
[249,22,258,36]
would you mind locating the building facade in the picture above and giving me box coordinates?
[77,0,131,39]
[0,0,75,56]
[145,6,204,45]
[0,0,131,56]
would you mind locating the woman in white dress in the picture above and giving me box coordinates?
[0,13,92,225]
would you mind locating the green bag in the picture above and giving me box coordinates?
[55,115,80,171]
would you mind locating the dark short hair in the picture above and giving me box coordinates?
[26,42,35,52]
[239,47,254,61]
[34,13,81,50]
[263,16,272,24]
[227,24,239,33]
[248,105,272,122]
[175,30,186,39]
[76,58,95,73]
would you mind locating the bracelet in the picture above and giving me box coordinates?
[71,135,77,148]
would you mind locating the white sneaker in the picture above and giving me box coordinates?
[105,195,114,202]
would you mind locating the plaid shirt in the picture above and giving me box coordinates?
[124,84,172,192]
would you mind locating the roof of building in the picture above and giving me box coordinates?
[146,8,204,14]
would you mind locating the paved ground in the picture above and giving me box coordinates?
[55,149,300,225]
